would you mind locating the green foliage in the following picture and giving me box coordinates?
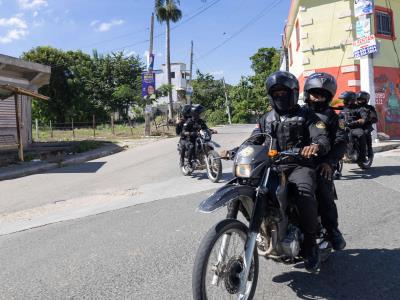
[157,84,174,97]
[205,109,228,126]
[21,46,144,123]
[155,0,183,23]
[191,70,226,110]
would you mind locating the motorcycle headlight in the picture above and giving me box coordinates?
[235,164,252,178]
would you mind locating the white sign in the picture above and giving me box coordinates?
[356,18,371,38]
[353,34,378,58]
[354,0,374,17]
[145,104,152,114]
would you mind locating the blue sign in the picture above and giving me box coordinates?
[354,45,377,58]
[142,72,156,98]
[354,0,374,17]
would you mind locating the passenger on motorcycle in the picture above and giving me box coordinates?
[176,104,194,167]
[357,91,378,158]
[339,91,369,163]
[223,71,331,273]
[303,72,347,251]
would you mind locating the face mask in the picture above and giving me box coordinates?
[272,91,294,114]
[309,101,328,112]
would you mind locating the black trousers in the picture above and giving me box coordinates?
[179,139,194,164]
[286,166,318,253]
[316,174,338,231]
[364,128,373,156]
[351,128,367,160]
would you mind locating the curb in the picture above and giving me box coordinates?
[372,143,400,153]
[0,144,125,181]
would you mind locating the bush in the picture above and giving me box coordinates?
[205,109,228,126]
[232,111,250,124]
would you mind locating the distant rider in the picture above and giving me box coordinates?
[339,91,369,163]
[176,104,194,167]
[357,91,378,158]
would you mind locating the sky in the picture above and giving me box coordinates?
[0,0,291,84]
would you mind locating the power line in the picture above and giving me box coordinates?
[196,0,284,62]
[26,0,223,69]
[108,0,222,53]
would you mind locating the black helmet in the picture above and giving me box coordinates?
[357,91,370,105]
[191,104,205,118]
[181,104,192,118]
[304,72,337,103]
[266,71,299,114]
[339,91,357,106]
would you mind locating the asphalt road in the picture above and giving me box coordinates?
[0,125,399,299]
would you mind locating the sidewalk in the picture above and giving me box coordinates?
[0,137,165,181]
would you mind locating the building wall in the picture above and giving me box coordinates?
[286,0,400,138]
[155,63,188,105]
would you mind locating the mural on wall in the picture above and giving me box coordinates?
[374,68,400,139]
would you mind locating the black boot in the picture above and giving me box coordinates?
[329,228,346,250]
[304,245,320,273]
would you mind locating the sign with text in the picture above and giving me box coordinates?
[356,18,371,38]
[353,34,378,58]
[142,72,156,98]
[354,0,374,17]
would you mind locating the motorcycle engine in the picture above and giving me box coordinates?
[281,225,302,258]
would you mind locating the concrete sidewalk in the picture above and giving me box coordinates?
[0,138,399,182]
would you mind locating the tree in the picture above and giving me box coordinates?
[155,0,182,120]
[248,47,281,112]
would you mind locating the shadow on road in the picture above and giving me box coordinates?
[272,248,400,300]
[45,161,107,174]
[340,165,400,180]
[190,171,233,182]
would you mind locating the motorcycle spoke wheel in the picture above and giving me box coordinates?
[206,151,222,183]
[192,220,259,300]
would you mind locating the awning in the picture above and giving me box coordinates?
[0,84,49,101]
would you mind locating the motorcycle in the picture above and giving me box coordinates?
[192,133,332,300]
[342,112,373,169]
[178,129,222,183]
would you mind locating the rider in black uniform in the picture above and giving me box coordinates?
[176,104,194,167]
[303,72,347,251]
[339,91,369,163]
[357,91,378,158]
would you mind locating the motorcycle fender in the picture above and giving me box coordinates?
[198,180,255,213]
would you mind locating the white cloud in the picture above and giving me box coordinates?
[0,16,28,29]
[33,11,38,17]
[18,0,48,10]
[0,15,29,44]
[125,50,137,57]
[210,70,224,76]
[91,19,124,32]
[0,28,28,43]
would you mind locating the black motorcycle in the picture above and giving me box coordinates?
[342,112,373,169]
[179,129,222,183]
[192,133,332,300]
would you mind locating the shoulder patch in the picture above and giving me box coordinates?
[316,121,326,129]
[339,119,345,129]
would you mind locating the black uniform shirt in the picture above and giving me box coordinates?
[254,105,331,157]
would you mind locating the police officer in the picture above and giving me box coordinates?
[339,91,369,163]
[357,91,378,158]
[303,72,347,251]
[236,71,331,273]
[176,104,193,167]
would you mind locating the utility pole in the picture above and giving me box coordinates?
[222,77,232,125]
[144,13,154,137]
[358,13,378,142]
[187,40,194,105]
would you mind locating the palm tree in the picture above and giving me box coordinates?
[155,0,182,120]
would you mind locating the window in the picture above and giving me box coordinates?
[170,72,175,78]
[375,6,396,40]
[295,20,300,51]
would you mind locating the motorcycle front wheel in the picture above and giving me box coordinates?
[206,150,222,183]
[192,219,259,300]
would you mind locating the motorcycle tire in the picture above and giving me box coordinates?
[357,154,373,169]
[206,150,222,183]
[192,219,259,300]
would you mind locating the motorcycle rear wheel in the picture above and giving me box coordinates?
[192,219,259,300]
